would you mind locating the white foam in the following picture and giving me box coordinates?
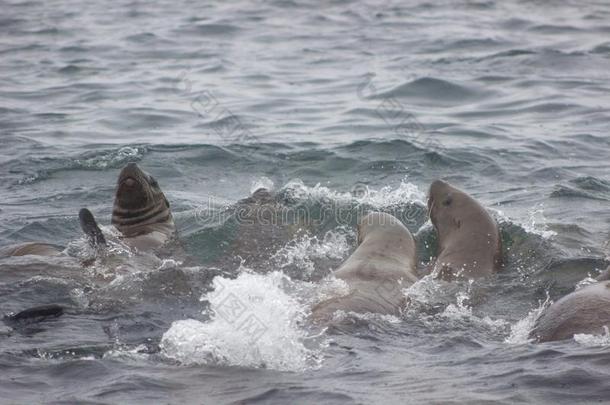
[103,344,151,362]
[403,273,445,307]
[250,176,274,194]
[441,282,509,331]
[353,180,427,208]
[281,177,426,208]
[575,276,598,290]
[574,326,610,346]
[160,270,322,371]
[311,276,351,306]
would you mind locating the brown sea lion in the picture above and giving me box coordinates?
[427,180,502,280]
[530,279,610,342]
[109,162,176,252]
[311,212,418,321]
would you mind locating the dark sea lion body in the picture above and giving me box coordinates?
[427,180,502,279]
[312,212,418,321]
[215,187,306,271]
[530,280,610,342]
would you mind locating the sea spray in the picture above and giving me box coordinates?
[160,270,322,371]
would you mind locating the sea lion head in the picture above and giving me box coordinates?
[428,180,502,277]
[111,163,171,233]
[357,212,405,245]
[427,180,476,236]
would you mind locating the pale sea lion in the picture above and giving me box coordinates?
[110,162,176,252]
[311,212,418,321]
[427,180,502,279]
[530,279,610,342]
[0,242,63,258]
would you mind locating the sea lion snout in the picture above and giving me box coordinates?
[429,179,450,195]
[112,163,172,233]
[118,162,145,185]
[428,179,457,226]
[114,162,156,210]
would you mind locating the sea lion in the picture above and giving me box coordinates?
[0,242,63,258]
[427,180,502,280]
[110,162,176,252]
[311,212,418,321]
[209,187,308,272]
[4,304,64,325]
[530,280,610,342]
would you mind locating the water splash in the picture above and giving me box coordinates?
[251,176,274,193]
[271,228,353,278]
[281,177,426,208]
[505,295,551,344]
[353,180,427,208]
[311,276,351,307]
[160,270,322,371]
[522,203,556,239]
[403,274,445,308]
[441,284,475,319]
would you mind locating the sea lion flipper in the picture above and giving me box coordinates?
[4,304,64,325]
[79,208,107,248]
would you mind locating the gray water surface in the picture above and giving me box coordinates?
[1,0,610,403]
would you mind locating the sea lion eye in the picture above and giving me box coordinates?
[149,176,159,187]
[442,195,452,206]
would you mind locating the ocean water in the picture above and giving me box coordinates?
[1,0,610,403]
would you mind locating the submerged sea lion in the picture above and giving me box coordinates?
[211,187,308,271]
[0,242,63,258]
[109,162,176,252]
[4,304,64,325]
[311,212,418,321]
[530,279,610,342]
[427,180,502,279]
